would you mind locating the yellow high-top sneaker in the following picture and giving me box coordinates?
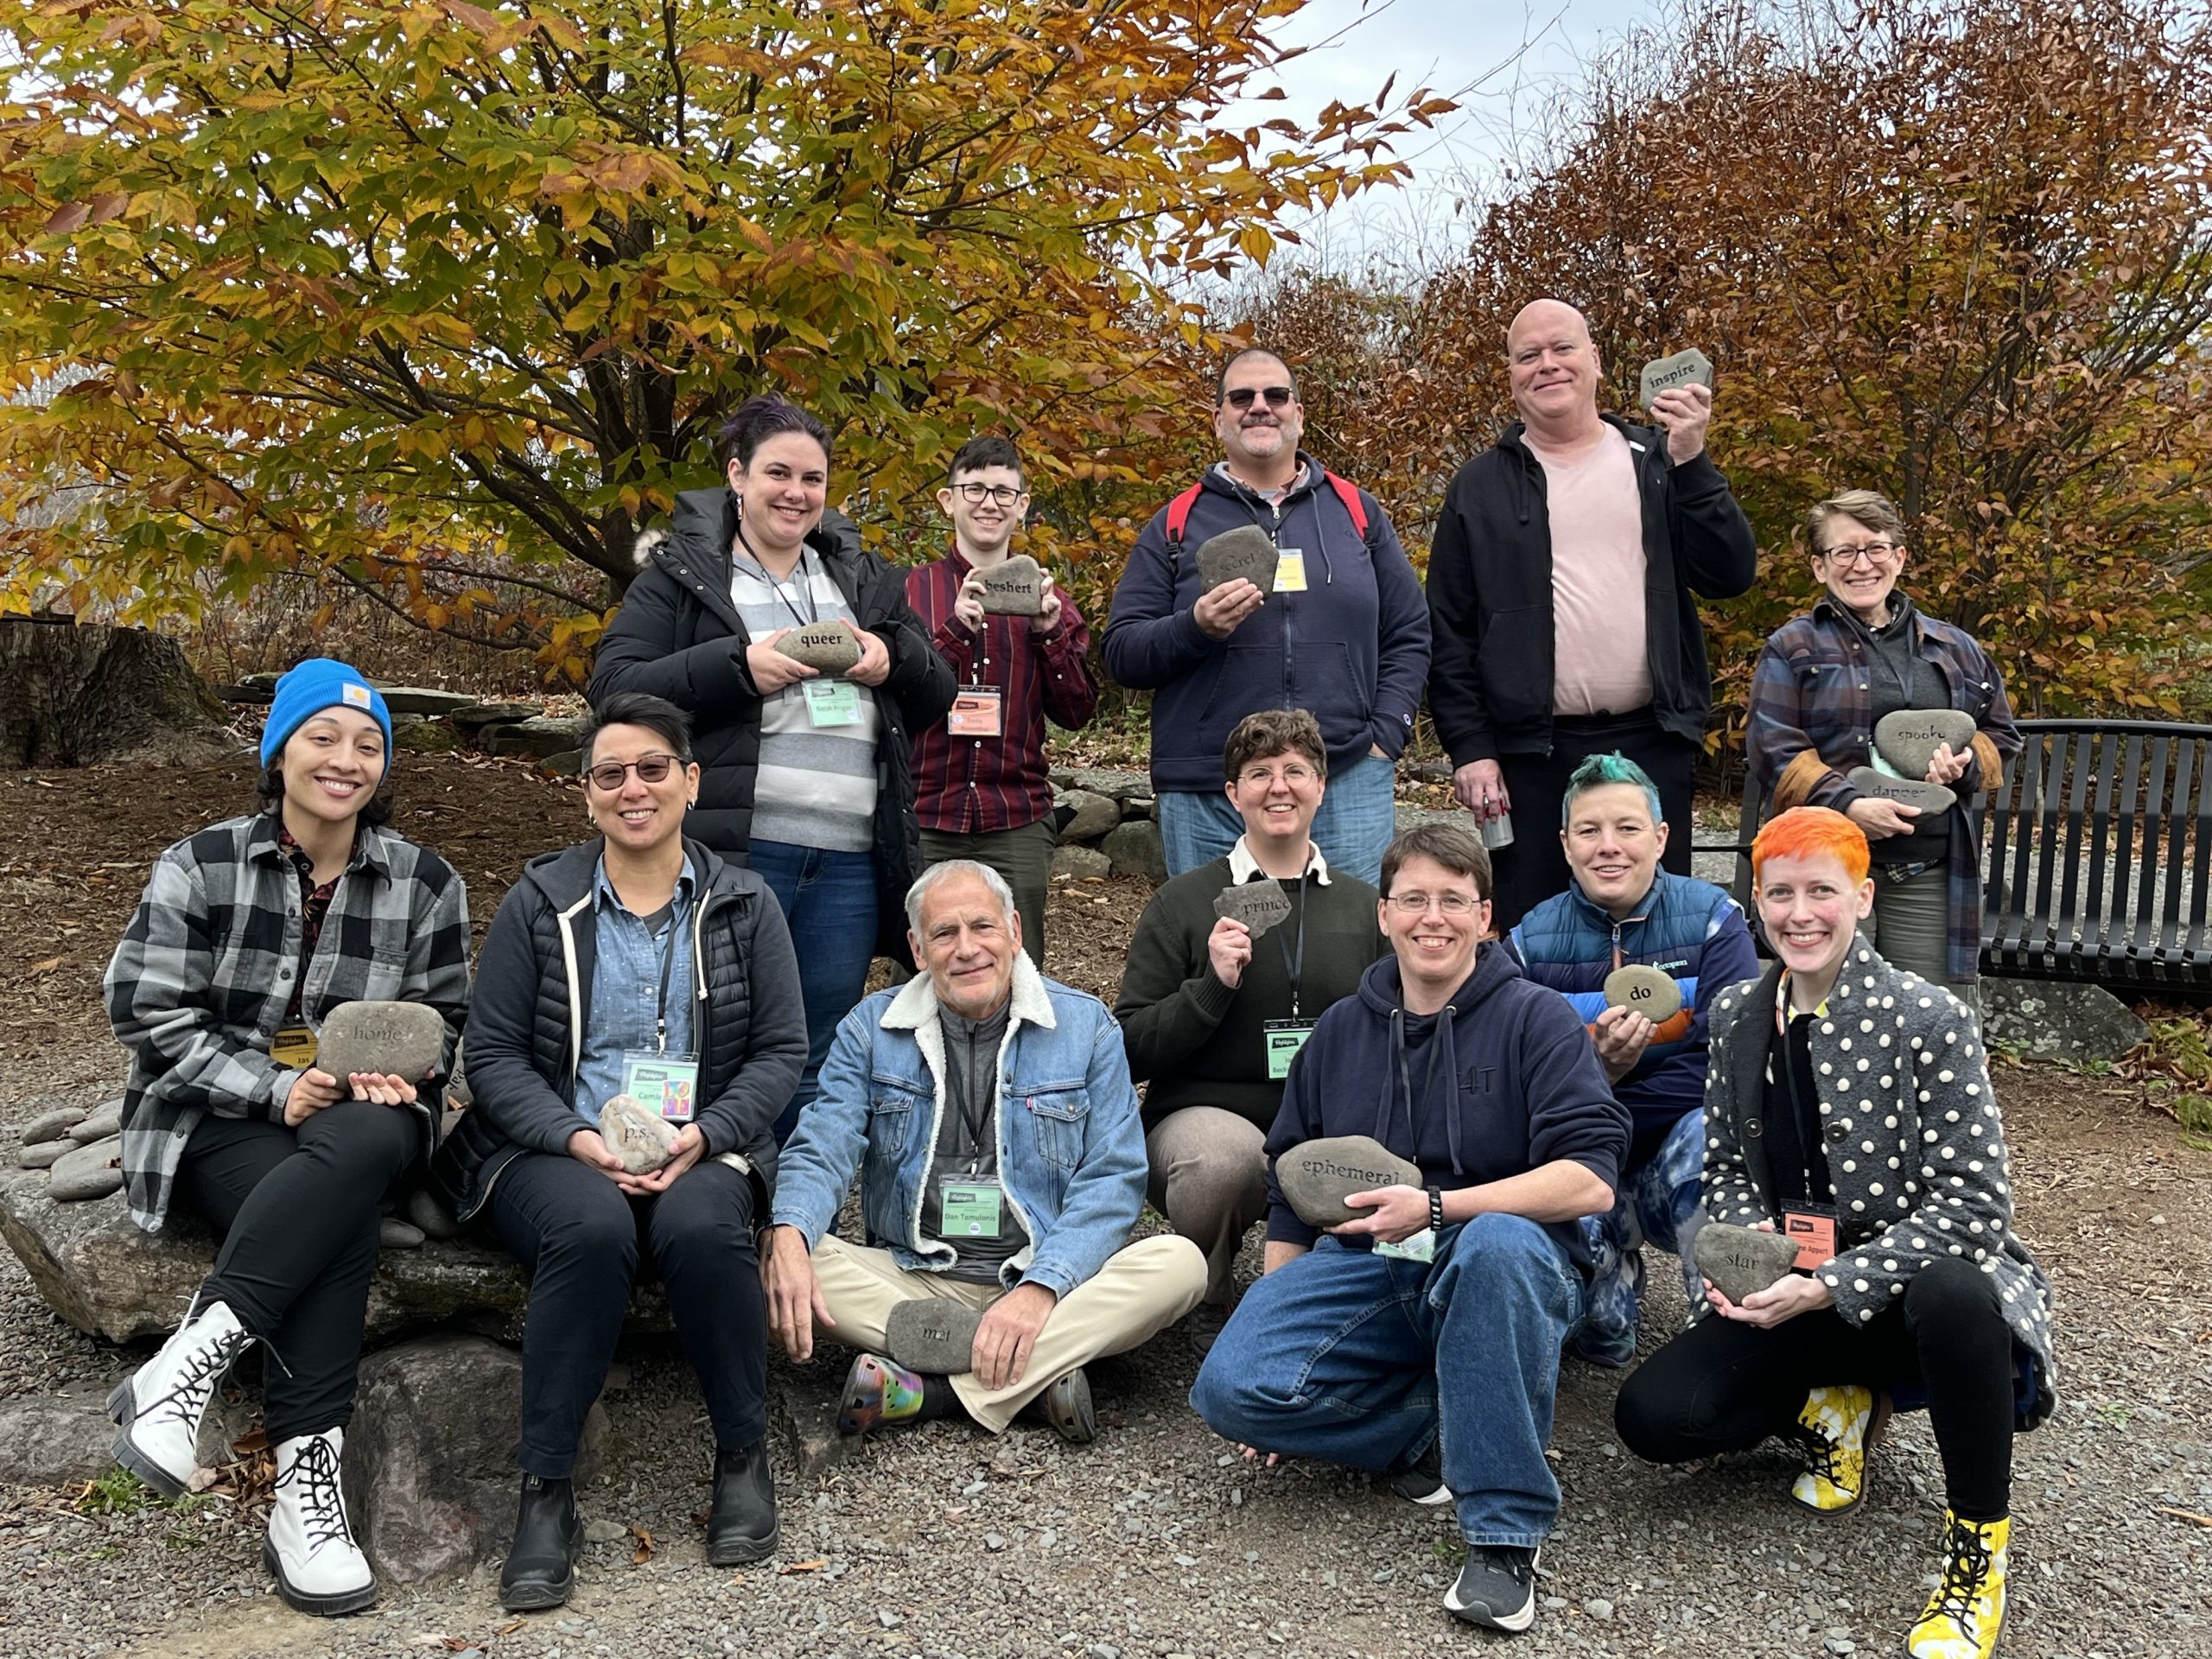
[1908,1510,2009,1659]
[1789,1383,1888,1512]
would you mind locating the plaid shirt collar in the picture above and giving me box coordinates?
[247,810,391,880]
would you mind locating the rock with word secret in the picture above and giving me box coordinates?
[1638,346,1714,408]
[1212,879,1295,941]
[1873,709,1978,782]
[1846,767,1956,818]
[775,622,861,676]
[315,1001,447,1085]
[1693,1223,1802,1306]
[1277,1135,1423,1230]
[1603,964,1683,1025]
[1193,526,1277,596]
[978,555,1048,617]
[598,1094,681,1175]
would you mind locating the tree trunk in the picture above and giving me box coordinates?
[0,613,232,767]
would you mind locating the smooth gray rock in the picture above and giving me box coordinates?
[1980,979,2148,1064]
[317,1001,446,1085]
[482,715,588,760]
[1055,788,1121,842]
[598,1094,679,1175]
[776,622,861,675]
[1638,346,1714,408]
[1846,767,1955,817]
[0,1388,124,1485]
[978,555,1047,616]
[67,1100,124,1144]
[1194,525,1277,595]
[885,1298,983,1376]
[1874,709,1978,780]
[1101,820,1167,885]
[1277,1136,1422,1229]
[1213,880,1294,940]
[1605,964,1682,1024]
[48,1135,124,1202]
[449,700,537,729]
[22,1106,86,1147]
[379,1218,426,1250]
[1050,844,1114,880]
[372,686,479,717]
[341,1336,606,1584]
[1694,1223,1800,1305]
[17,1141,67,1171]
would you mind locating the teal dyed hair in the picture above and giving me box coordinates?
[1560,752,1663,828]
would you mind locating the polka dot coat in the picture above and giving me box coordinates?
[1701,943,2056,1416]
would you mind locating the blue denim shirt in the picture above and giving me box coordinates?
[575,855,696,1125]
[772,956,1146,1299]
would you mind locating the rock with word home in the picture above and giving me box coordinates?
[1693,1222,1802,1306]
[1277,1135,1423,1230]
[978,555,1048,617]
[884,1297,984,1376]
[1873,709,1978,782]
[1637,347,1714,408]
[1194,525,1277,595]
[1603,964,1682,1025]
[1213,879,1295,941]
[316,1001,447,1086]
[1846,767,1955,818]
[598,1094,681,1175]
[776,622,861,675]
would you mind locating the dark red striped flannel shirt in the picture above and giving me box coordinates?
[905,550,1100,834]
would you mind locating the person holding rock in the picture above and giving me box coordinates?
[589,394,956,1139]
[431,693,807,1610]
[1614,806,2054,1659]
[763,861,1205,1445]
[1191,822,1628,1636]
[1509,751,1759,1366]
[904,435,1098,966]
[1745,488,2019,1007]
[1114,709,1387,1351]
[1426,298,1758,930]
[104,658,470,1617]
[1103,346,1429,888]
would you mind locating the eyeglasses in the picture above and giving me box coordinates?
[950,482,1027,508]
[1819,540,1900,567]
[1386,891,1484,916]
[584,753,682,791]
[1237,763,1317,788]
[1222,385,1294,411]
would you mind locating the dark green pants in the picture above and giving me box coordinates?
[919,821,1056,967]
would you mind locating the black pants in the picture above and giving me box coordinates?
[1491,712,1698,931]
[489,1152,767,1478]
[1613,1257,2015,1520]
[182,1101,424,1443]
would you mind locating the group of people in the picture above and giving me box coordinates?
[92,297,2053,1659]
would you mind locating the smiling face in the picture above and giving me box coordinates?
[728,431,830,558]
[276,708,387,830]
[1380,854,1489,1002]
[1812,513,1908,624]
[1561,782,1670,919]
[1227,745,1325,851]
[1505,299,1602,436]
[912,869,1021,1021]
[583,722,699,858]
[1756,849,1873,991]
[1213,352,1304,474]
[938,462,1027,559]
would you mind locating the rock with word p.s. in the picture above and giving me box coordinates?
[598,1094,681,1175]
[1873,709,1978,782]
[1638,347,1714,409]
[48,1136,124,1203]
[1213,879,1295,941]
[978,555,1048,617]
[316,1001,448,1086]
[1194,526,1277,596]
[1603,964,1682,1025]
[775,622,861,676]
[1277,1135,1423,1230]
[1846,767,1955,818]
[884,1298,984,1377]
[1693,1223,1802,1306]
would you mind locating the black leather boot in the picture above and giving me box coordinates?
[499,1474,581,1611]
[705,1440,779,1567]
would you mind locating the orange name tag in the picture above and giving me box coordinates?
[948,687,1003,737]
[1784,1209,1838,1270]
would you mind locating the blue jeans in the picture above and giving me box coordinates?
[1572,1108,1706,1366]
[1191,1215,1583,1547]
[1156,751,1398,888]
[747,841,877,1143]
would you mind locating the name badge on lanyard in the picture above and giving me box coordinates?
[803,679,861,728]
[949,686,1004,737]
[941,1181,1003,1238]
[270,1026,320,1070]
[1274,549,1308,593]
[1783,1205,1838,1271]
[1262,1020,1313,1081]
[622,1052,701,1122]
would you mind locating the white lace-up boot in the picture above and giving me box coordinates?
[265,1427,378,1615]
[108,1299,254,1498]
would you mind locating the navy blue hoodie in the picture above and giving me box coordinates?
[1262,942,1629,1274]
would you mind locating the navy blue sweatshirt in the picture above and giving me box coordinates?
[1262,943,1629,1274]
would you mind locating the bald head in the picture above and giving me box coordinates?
[1505,298,1604,443]
[1506,299,1592,355]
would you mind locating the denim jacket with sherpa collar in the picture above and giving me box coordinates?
[772,955,1147,1299]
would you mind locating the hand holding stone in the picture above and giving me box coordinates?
[1194,578,1264,640]
[847,626,893,687]
[1693,1221,1800,1306]
[1873,709,1975,779]
[1205,915,1253,989]
[1277,1135,1423,1229]
[747,630,817,692]
[598,1094,682,1175]
[977,554,1048,616]
[316,1001,445,1085]
[775,621,862,676]
[1212,879,1294,941]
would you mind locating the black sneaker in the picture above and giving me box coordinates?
[1443,1545,1541,1632]
[1386,1446,1452,1507]
[1183,1300,1231,1357]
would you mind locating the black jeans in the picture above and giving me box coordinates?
[1492,711,1698,931]
[1614,1257,2015,1520]
[489,1151,767,1478]
[181,1101,424,1442]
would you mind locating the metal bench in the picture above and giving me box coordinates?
[1696,719,2212,995]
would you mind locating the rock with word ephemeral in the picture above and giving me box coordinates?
[1212,879,1295,941]
[1637,347,1714,409]
[1846,767,1955,818]
[598,1094,681,1175]
[316,1001,447,1085]
[775,622,861,675]
[1194,526,1277,596]
[1873,709,1978,782]
[1694,1223,1802,1306]
[884,1298,985,1377]
[978,555,1048,617]
[1603,964,1682,1025]
[1277,1136,1424,1230]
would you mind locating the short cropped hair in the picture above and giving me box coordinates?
[580,691,695,772]
[1560,751,1662,828]
[1379,821,1493,901]
[948,435,1025,486]
[1751,805,1871,886]
[1216,346,1295,405]
[1223,709,1327,785]
[715,394,833,474]
[906,858,1019,936]
[1806,488,1906,556]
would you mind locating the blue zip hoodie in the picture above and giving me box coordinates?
[1262,942,1629,1273]
[1103,458,1431,793]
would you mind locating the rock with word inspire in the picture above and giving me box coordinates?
[1846,767,1955,818]
[884,1298,984,1376]
[598,1094,681,1175]
[316,1001,447,1085]
[1693,1223,1801,1306]
[776,622,861,675]
[1873,709,1978,782]
[1603,964,1682,1024]
[1212,879,1295,941]
[1638,347,1714,408]
[1276,1135,1423,1230]
[1193,525,1277,595]
[978,555,1048,617]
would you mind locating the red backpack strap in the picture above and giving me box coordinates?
[1325,470,1370,541]
[1164,482,1205,548]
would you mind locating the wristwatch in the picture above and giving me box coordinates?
[1427,1185,1446,1235]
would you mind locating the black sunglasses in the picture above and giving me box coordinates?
[1223,385,1294,410]
[585,753,681,791]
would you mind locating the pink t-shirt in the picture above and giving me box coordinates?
[1526,425,1651,717]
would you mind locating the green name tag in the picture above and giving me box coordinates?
[1375,1230,1436,1264]
[941,1182,1003,1238]
[803,679,861,727]
[621,1052,701,1122]
[1263,1020,1313,1082]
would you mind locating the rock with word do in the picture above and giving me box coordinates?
[1873,709,1977,781]
[1277,1135,1424,1230]
[1603,964,1682,1025]
[1194,526,1278,595]
[1638,347,1714,409]
[775,622,861,676]
[1847,767,1956,817]
[978,555,1048,617]
[1694,1223,1802,1306]
[1212,879,1295,941]
[598,1094,681,1175]
[316,1001,446,1085]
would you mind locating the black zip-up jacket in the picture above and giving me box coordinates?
[1425,417,1758,766]
[430,837,807,1224]
[588,487,957,963]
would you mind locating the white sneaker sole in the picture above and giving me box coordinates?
[1444,1545,1542,1633]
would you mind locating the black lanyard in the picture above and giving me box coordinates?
[951,1027,998,1175]
[645,899,687,1054]
[1772,987,1834,1205]
[734,529,818,631]
[1273,873,1311,1020]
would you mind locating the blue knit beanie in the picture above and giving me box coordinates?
[260,659,394,766]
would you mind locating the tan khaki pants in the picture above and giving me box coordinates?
[810,1232,1205,1432]
[1145,1105,1268,1306]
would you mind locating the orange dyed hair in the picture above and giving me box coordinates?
[1751,805,1870,886]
